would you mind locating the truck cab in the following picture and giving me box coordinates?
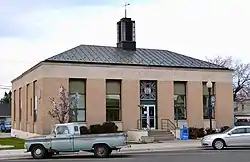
[52,123,81,136]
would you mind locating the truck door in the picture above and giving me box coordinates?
[51,126,74,152]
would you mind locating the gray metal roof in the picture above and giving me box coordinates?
[45,44,229,70]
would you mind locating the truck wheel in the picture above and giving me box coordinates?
[31,145,46,159]
[93,144,109,158]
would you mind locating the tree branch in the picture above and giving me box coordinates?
[206,56,250,101]
[48,85,79,123]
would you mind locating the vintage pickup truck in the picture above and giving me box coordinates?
[24,123,128,159]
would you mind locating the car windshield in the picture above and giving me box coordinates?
[221,127,233,133]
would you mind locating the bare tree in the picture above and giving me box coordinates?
[206,56,250,101]
[48,85,79,123]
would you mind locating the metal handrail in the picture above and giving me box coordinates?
[137,118,177,133]
[161,119,177,135]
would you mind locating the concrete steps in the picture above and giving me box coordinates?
[148,130,175,141]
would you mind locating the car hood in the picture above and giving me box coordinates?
[203,133,225,139]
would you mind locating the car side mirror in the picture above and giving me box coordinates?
[228,132,232,136]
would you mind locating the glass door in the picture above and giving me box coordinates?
[140,105,156,130]
[148,105,156,129]
[141,105,148,129]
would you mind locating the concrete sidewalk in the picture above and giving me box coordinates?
[0,133,11,138]
[0,140,201,159]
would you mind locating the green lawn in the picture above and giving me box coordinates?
[0,137,24,150]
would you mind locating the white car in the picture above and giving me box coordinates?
[201,126,250,150]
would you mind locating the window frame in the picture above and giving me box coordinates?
[231,128,246,134]
[19,87,22,122]
[203,95,216,119]
[69,78,86,122]
[56,126,70,135]
[30,98,32,116]
[69,92,86,122]
[202,82,216,119]
[174,81,187,120]
[106,80,122,122]
[26,84,29,122]
[33,80,38,123]
[13,90,16,121]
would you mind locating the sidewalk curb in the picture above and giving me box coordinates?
[118,146,202,153]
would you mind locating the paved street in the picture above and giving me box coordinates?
[2,149,250,162]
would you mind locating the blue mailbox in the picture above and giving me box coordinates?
[180,125,189,140]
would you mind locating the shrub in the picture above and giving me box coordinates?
[188,127,198,139]
[80,126,90,135]
[101,122,118,133]
[220,126,230,133]
[89,122,120,134]
[197,128,205,138]
[205,128,216,135]
[90,124,103,134]
[188,127,206,139]
[188,126,225,139]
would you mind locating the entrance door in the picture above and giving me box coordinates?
[141,105,156,130]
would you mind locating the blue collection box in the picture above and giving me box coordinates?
[180,125,189,140]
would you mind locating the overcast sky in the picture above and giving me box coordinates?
[1,0,250,97]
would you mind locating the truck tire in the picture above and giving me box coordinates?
[93,144,110,158]
[31,145,46,159]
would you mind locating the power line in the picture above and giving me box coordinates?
[0,87,11,90]
[0,85,11,88]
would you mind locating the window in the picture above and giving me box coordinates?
[30,98,32,116]
[232,128,246,134]
[26,84,29,121]
[13,90,16,121]
[69,79,86,122]
[106,80,121,121]
[174,82,187,120]
[140,80,157,100]
[246,128,250,133]
[33,80,38,122]
[74,126,79,132]
[203,82,215,119]
[19,88,22,121]
[242,104,245,111]
[56,126,70,135]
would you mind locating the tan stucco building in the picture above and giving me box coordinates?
[11,17,234,137]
